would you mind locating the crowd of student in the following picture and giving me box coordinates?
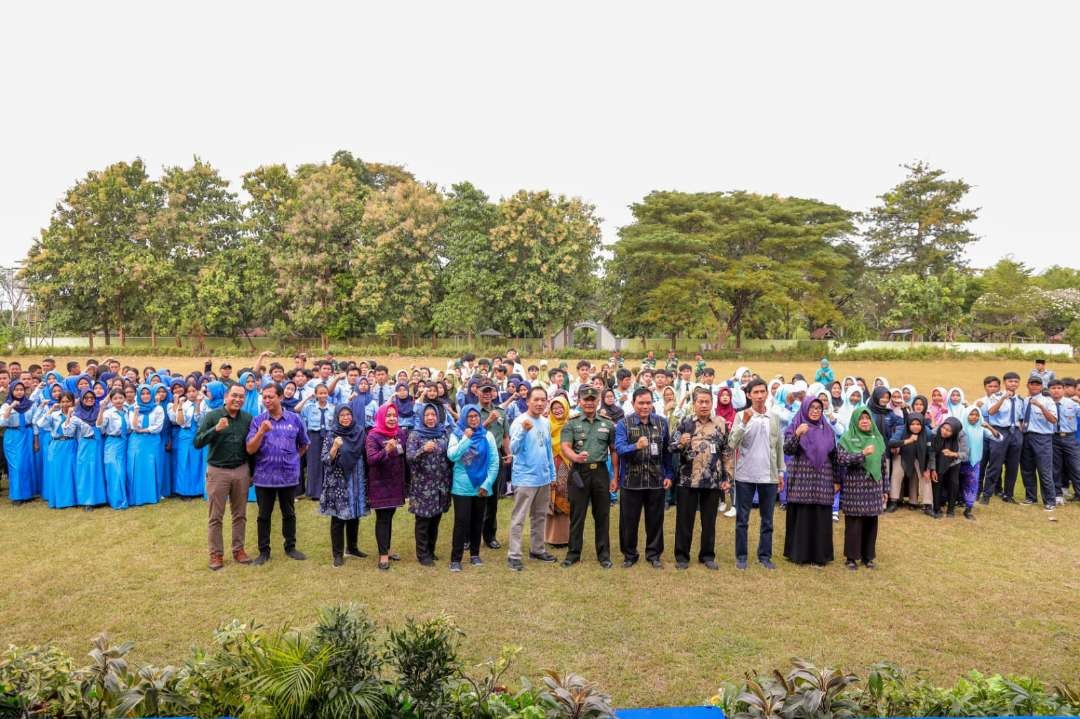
[1,349,1077,573]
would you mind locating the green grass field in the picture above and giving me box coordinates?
[2,489,1078,707]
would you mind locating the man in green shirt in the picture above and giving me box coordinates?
[194,384,254,571]
[478,382,511,548]
[559,385,619,568]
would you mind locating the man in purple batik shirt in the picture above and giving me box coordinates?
[246,383,310,566]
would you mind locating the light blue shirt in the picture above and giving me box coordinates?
[446,430,499,496]
[370,382,396,408]
[1023,395,1057,435]
[508,413,556,487]
[300,400,335,432]
[69,415,97,439]
[1053,397,1078,435]
[304,377,347,406]
[1,407,37,433]
[167,400,205,429]
[99,406,129,436]
[126,406,165,434]
[985,392,1025,428]
[35,411,79,439]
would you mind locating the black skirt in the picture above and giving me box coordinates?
[783,503,834,565]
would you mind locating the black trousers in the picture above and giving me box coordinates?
[940,465,960,512]
[843,515,878,562]
[674,485,721,563]
[255,484,298,554]
[1053,434,1080,496]
[984,427,1021,499]
[452,494,485,562]
[374,507,396,556]
[1020,433,1055,504]
[414,513,443,561]
[482,456,508,543]
[566,464,611,563]
[618,487,665,563]
[330,516,359,558]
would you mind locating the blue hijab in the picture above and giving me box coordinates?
[205,381,226,410]
[414,403,447,440]
[135,384,157,428]
[454,404,490,488]
[65,373,90,396]
[74,388,100,424]
[239,372,261,416]
[962,407,984,467]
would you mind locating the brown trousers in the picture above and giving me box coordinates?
[207,464,250,556]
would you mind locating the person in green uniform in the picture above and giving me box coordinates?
[693,353,707,380]
[641,350,657,369]
[665,350,679,373]
[559,385,619,568]
[477,381,511,548]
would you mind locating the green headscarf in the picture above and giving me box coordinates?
[838,405,885,481]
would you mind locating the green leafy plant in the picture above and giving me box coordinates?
[385,615,462,718]
[541,669,616,719]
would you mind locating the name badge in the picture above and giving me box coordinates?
[650,442,659,456]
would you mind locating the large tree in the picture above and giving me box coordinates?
[273,163,364,349]
[609,191,853,348]
[21,159,163,348]
[488,191,603,347]
[861,161,979,276]
[432,182,501,337]
[881,268,971,341]
[352,180,447,338]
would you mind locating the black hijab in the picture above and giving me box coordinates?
[868,386,892,438]
[899,412,930,478]
[931,417,963,476]
[332,405,364,473]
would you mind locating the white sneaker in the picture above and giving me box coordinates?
[1055,496,1065,506]
[832,512,840,522]
[723,506,737,518]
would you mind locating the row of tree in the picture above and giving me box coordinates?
[19,154,1080,351]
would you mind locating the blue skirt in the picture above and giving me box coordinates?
[75,429,107,506]
[104,434,128,509]
[173,427,206,497]
[45,437,77,509]
[4,424,37,501]
[38,432,53,504]
[157,429,172,499]
[127,433,161,506]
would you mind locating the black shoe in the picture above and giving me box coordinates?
[470,555,483,566]
[1002,496,1017,504]
[675,560,689,570]
[621,559,636,569]
[759,559,776,570]
[845,559,858,571]
[863,560,876,570]
[449,561,462,572]
[561,558,579,568]
[599,559,613,569]
[735,559,747,570]
[286,549,307,561]
[648,558,663,569]
[923,506,937,518]
[332,555,344,568]
[979,495,990,506]
[884,500,897,513]
[963,508,975,521]
[419,556,435,567]
[945,510,955,518]
[388,552,401,561]
[507,558,524,572]
[703,560,719,570]
[252,552,270,566]
[346,547,367,558]
[485,539,502,550]
[529,551,557,563]
[378,560,390,571]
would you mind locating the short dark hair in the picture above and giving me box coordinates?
[226,384,245,396]
[678,363,692,372]
[527,386,548,400]
[527,364,539,372]
[616,368,631,381]
[262,383,283,397]
[632,387,653,402]
[1061,377,1076,388]
[548,368,562,380]
[374,365,389,374]
[983,375,1000,387]
[317,360,333,370]
[701,368,716,378]
[66,361,79,373]
[1048,378,1063,388]
[1003,371,1020,381]
[576,360,591,370]
[744,378,768,396]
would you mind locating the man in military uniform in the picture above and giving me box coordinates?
[559,385,619,568]
[478,381,512,548]
[670,387,732,570]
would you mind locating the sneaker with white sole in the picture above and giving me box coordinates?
[723,507,737,518]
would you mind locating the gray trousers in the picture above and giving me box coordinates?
[507,484,550,560]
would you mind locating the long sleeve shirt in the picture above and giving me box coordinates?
[728,409,784,484]
[167,400,205,429]
[613,413,673,489]
[446,430,499,497]
[99,406,129,437]
[126,406,165,434]
[193,407,253,469]
[35,411,80,440]
[508,413,556,487]
[1,407,38,434]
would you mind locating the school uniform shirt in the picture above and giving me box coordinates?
[126,406,165,434]
[984,392,1026,429]
[1055,397,1079,435]
[369,382,396,408]
[100,406,128,436]
[300,401,335,433]
[1023,395,1057,434]
[167,400,205,429]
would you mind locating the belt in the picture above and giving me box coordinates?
[991,425,1014,430]
[575,462,601,470]
[53,436,73,441]
[1058,432,1075,437]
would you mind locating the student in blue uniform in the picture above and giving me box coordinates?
[1,381,39,503]
[71,389,107,510]
[32,382,63,503]
[297,383,335,499]
[153,384,172,499]
[168,382,208,499]
[126,384,164,507]
[97,389,129,510]
[36,391,78,508]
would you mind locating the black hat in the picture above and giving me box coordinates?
[1034,358,1046,365]
[1027,373,1043,385]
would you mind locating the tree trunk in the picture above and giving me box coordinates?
[119,326,127,347]
[735,323,743,350]
[242,329,257,351]
[321,333,329,352]
[151,327,158,350]
[432,331,437,350]
[174,334,182,348]
[546,321,554,354]
[88,331,95,352]
[669,332,677,351]
[103,326,111,346]
[197,331,206,353]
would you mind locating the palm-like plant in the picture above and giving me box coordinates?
[541,670,615,719]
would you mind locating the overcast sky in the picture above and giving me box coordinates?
[2,2,1076,270]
